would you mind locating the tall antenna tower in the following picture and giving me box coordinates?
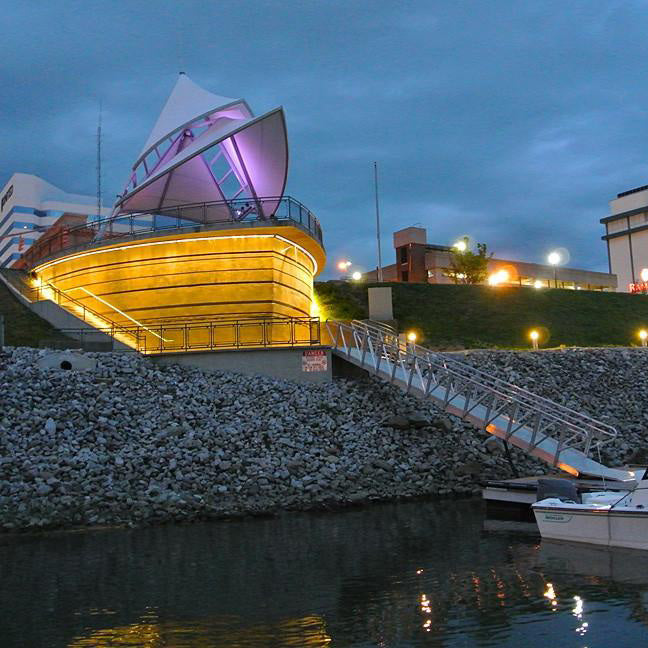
[96,102,102,219]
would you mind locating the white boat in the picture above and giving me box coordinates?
[533,480,648,550]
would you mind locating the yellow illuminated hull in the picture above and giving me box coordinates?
[33,225,326,333]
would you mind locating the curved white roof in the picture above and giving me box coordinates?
[136,73,251,165]
[116,75,288,220]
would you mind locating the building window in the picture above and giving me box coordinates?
[399,246,408,264]
[401,270,409,282]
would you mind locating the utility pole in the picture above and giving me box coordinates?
[374,161,383,282]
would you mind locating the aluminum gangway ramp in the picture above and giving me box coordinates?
[326,320,633,482]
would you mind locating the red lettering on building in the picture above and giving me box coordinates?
[629,282,648,294]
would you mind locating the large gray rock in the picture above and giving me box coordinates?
[384,415,410,430]
[484,436,504,454]
[407,413,430,429]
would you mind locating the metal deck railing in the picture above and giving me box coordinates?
[19,195,323,269]
[326,319,632,480]
[46,317,321,354]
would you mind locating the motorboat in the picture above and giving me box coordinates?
[532,478,648,550]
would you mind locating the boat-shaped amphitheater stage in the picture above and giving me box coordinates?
[13,74,326,369]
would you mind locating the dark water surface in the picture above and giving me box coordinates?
[2,499,648,647]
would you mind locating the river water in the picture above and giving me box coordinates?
[2,498,647,647]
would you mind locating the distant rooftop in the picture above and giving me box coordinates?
[617,184,648,198]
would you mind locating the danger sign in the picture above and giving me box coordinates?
[302,350,327,372]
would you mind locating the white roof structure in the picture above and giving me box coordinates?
[115,74,288,221]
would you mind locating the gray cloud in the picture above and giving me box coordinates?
[2,1,648,276]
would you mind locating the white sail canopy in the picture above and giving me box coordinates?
[116,74,288,220]
[136,73,250,164]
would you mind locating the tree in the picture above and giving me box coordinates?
[443,237,492,284]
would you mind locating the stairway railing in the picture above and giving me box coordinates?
[0,270,142,348]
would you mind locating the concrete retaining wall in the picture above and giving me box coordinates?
[150,346,332,383]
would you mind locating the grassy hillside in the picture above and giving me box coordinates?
[0,281,70,348]
[315,281,648,348]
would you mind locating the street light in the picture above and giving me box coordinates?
[337,260,352,272]
[407,331,417,343]
[641,268,648,283]
[547,251,561,288]
[454,240,467,252]
[640,329,647,347]
[351,271,362,281]
[530,329,539,350]
[533,280,543,289]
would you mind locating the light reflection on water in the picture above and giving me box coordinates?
[1,499,647,647]
[67,613,332,647]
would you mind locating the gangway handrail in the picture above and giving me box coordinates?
[326,319,622,475]
[408,344,616,438]
[351,319,398,337]
[407,342,616,440]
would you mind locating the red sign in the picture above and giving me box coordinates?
[302,350,327,372]
[629,282,648,294]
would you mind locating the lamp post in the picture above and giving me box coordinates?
[530,329,539,350]
[374,162,383,282]
[547,251,561,288]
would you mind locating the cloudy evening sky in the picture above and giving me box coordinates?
[2,1,648,277]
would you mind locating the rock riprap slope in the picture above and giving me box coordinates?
[0,347,638,531]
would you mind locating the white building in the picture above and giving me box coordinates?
[0,173,111,267]
[601,185,648,292]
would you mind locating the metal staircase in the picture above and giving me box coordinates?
[326,319,633,481]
